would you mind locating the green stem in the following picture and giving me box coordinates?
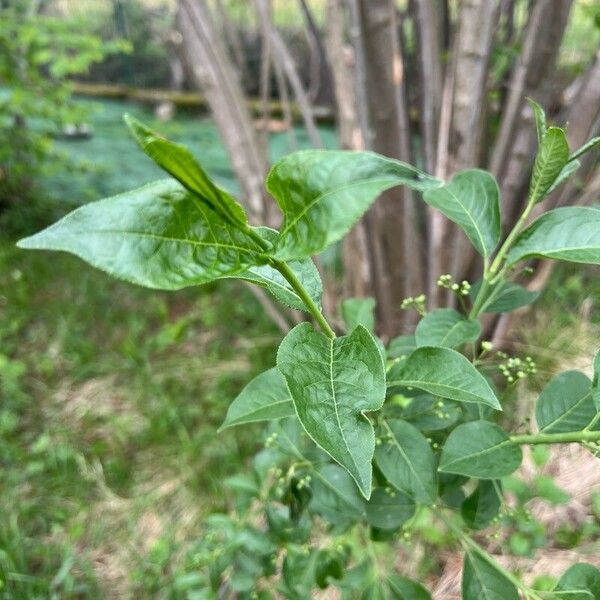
[489,197,536,280]
[510,430,600,445]
[243,226,336,339]
[438,512,544,600]
[274,260,336,339]
[468,276,491,319]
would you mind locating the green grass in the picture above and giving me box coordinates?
[0,242,280,598]
[47,97,337,212]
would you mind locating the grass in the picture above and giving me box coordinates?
[0,242,280,598]
[0,94,337,597]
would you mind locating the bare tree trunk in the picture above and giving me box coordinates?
[412,0,442,175]
[214,0,250,89]
[298,0,336,108]
[427,52,455,305]
[326,0,372,301]
[551,50,600,207]
[254,0,323,148]
[443,0,500,302]
[350,0,423,335]
[177,0,268,222]
[492,0,572,220]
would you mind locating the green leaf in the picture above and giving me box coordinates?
[268,150,442,260]
[555,564,600,599]
[236,228,322,311]
[374,419,437,504]
[310,464,366,525]
[593,351,600,411]
[569,136,600,162]
[470,280,539,313]
[281,547,317,600]
[277,323,386,498]
[422,169,500,257]
[415,309,480,348]
[315,549,344,588]
[387,335,416,359]
[527,98,547,144]
[506,207,600,267]
[341,297,376,332]
[400,395,461,432]
[17,180,267,289]
[439,421,522,478]
[528,126,570,204]
[387,347,500,410]
[461,480,502,530]
[365,487,415,530]
[219,368,294,430]
[387,575,431,599]
[462,551,519,600]
[535,371,597,433]
[547,159,580,195]
[124,114,247,226]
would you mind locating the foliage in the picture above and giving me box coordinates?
[15,101,600,597]
[0,1,126,234]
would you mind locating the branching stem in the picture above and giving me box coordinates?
[510,430,600,445]
[244,225,336,339]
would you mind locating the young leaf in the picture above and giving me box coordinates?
[528,126,570,204]
[387,575,432,600]
[506,207,600,267]
[555,563,600,599]
[387,347,501,410]
[569,136,600,162]
[341,297,376,332]
[236,228,322,311]
[535,371,597,433]
[462,551,519,600]
[365,487,415,530]
[219,368,294,430]
[461,480,502,530]
[421,169,501,257]
[547,159,580,195]
[277,323,386,498]
[527,98,547,144]
[374,419,437,504]
[268,150,442,260]
[439,421,522,478]
[309,464,366,525]
[387,334,417,359]
[415,309,481,348]
[17,180,267,289]
[469,280,539,313]
[124,114,247,226]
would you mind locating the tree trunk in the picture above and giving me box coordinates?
[177,0,268,222]
[493,0,572,223]
[353,0,424,335]
[442,0,500,302]
[325,0,372,302]
[254,0,323,149]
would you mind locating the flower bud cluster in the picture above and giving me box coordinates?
[437,274,471,296]
[400,293,427,315]
[497,352,537,383]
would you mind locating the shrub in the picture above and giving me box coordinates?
[16,103,600,598]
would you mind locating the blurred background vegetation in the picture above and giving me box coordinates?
[1,0,599,597]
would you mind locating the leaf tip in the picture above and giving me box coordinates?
[16,234,38,250]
